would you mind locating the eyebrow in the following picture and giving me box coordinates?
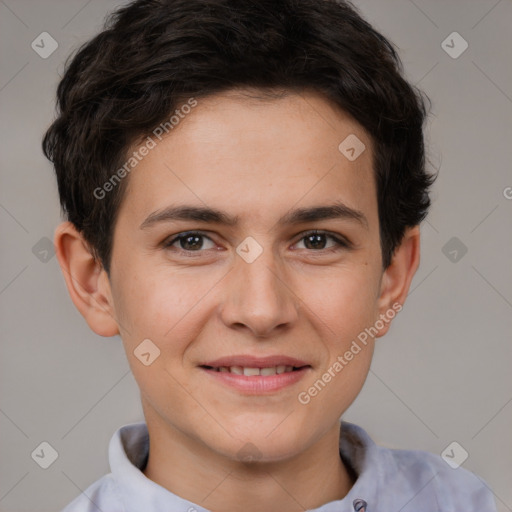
[139,201,369,231]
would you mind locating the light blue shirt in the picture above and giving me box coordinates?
[61,420,497,511]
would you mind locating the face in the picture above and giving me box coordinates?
[107,89,389,461]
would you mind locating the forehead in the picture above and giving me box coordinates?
[118,89,378,231]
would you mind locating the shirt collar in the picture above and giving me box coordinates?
[109,420,379,512]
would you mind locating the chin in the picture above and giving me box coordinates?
[211,420,308,463]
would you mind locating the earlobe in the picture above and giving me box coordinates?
[54,221,120,337]
[375,225,421,338]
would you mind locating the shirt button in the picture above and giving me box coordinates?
[353,498,367,511]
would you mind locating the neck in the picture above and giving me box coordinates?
[142,418,356,512]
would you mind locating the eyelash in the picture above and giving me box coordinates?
[162,230,350,256]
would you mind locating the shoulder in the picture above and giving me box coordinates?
[60,473,123,512]
[340,422,497,511]
[381,445,497,510]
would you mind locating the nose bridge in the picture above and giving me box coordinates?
[221,237,298,336]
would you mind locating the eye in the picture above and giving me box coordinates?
[163,231,216,253]
[293,230,349,251]
[162,229,351,256]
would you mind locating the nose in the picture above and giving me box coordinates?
[219,243,299,338]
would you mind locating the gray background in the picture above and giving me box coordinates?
[1,0,511,510]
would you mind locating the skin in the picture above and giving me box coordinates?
[55,88,420,512]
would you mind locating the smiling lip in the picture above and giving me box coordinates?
[199,355,311,394]
[201,355,310,368]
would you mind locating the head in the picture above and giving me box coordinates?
[44,0,437,462]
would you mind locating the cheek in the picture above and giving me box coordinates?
[113,269,225,400]
[114,262,207,339]
[302,265,380,341]
[112,272,206,415]
[296,275,377,419]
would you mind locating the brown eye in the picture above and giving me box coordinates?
[163,231,216,252]
[294,230,349,251]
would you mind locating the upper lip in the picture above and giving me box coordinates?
[200,355,311,368]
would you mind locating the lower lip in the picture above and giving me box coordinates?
[200,367,310,394]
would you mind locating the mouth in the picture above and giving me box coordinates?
[199,364,308,375]
[198,355,312,394]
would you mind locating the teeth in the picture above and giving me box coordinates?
[212,365,301,375]
[243,367,260,376]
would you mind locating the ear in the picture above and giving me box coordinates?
[374,225,421,338]
[54,221,120,337]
